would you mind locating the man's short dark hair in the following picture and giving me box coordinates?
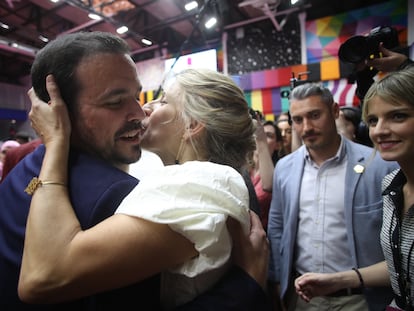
[31,31,130,111]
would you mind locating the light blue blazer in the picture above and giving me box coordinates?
[267,137,399,310]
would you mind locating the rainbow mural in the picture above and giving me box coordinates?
[236,0,408,119]
[306,0,407,63]
[230,59,359,118]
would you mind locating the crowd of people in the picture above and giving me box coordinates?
[0,29,413,311]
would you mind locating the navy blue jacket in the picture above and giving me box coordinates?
[0,145,269,311]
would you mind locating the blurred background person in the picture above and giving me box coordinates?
[336,107,361,142]
[263,120,284,165]
[276,112,293,155]
[336,106,373,147]
[14,131,33,145]
[0,138,42,183]
[249,118,283,230]
[0,140,20,181]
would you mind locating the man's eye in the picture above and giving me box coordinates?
[107,101,121,107]
[310,112,320,119]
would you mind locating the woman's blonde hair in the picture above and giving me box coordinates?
[170,68,256,172]
[362,66,414,123]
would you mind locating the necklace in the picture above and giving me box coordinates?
[175,137,185,164]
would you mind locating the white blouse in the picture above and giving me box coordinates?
[116,161,250,309]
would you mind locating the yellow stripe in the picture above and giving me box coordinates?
[250,90,263,112]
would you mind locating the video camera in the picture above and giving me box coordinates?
[338,26,400,101]
[338,25,399,64]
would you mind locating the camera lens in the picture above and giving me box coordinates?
[338,36,368,64]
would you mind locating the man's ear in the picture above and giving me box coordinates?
[332,102,340,119]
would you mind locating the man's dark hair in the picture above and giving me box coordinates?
[31,31,130,112]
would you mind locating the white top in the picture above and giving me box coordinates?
[116,161,250,309]
[128,149,163,179]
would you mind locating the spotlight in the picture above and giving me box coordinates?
[0,22,10,29]
[185,1,198,11]
[116,26,128,34]
[204,17,217,29]
[38,35,49,43]
[88,13,102,20]
[141,38,152,46]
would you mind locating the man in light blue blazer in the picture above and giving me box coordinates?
[267,83,398,311]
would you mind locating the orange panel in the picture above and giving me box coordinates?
[320,58,340,81]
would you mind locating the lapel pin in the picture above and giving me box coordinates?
[353,164,365,174]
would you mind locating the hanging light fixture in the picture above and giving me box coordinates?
[185,1,198,11]
[88,12,102,20]
[116,25,128,34]
[141,38,152,46]
[204,0,219,30]
[204,16,217,29]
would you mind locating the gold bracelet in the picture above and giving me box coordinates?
[24,177,67,196]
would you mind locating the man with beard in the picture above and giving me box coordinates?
[267,83,398,311]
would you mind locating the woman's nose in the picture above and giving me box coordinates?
[370,119,390,138]
[143,100,161,116]
[142,103,152,116]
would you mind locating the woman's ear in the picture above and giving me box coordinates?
[184,120,205,139]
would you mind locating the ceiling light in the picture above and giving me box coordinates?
[204,17,217,29]
[116,26,128,34]
[10,42,36,53]
[38,35,49,43]
[88,13,102,20]
[185,1,198,11]
[0,37,38,56]
[291,0,301,5]
[141,38,152,46]
[0,22,10,29]
[50,0,60,3]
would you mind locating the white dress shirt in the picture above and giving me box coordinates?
[295,138,353,274]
